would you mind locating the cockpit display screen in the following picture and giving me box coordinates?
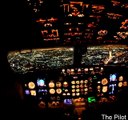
[37,79,45,87]
[64,99,73,105]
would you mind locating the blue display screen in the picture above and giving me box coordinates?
[37,79,45,87]
[64,99,72,105]
[109,84,117,94]
[110,74,117,82]
[25,90,30,95]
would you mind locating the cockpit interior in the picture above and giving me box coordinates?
[2,0,128,120]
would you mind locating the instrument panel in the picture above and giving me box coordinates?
[22,66,128,110]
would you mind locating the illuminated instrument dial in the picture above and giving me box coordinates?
[84,88,88,92]
[56,89,62,94]
[30,90,36,96]
[72,89,75,92]
[80,85,84,88]
[62,69,65,73]
[72,93,75,96]
[76,85,79,88]
[63,93,66,96]
[49,81,55,88]
[65,89,68,92]
[89,68,93,71]
[101,67,104,71]
[76,81,80,84]
[118,82,123,87]
[84,68,88,72]
[63,81,68,87]
[102,86,108,93]
[49,89,55,94]
[56,82,61,87]
[123,81,127,86]
[76,89,80,92]
[76,93,80,96]
[71,69,74,74]
[71,81,75,84]
[28,82,35,89]
[97,85,101,89]
[80,80,84,83]
[84,80,88,83]
[119,76,123,81]
[101,78,108,85]
[78,68,81,73]
[72,85,75,88]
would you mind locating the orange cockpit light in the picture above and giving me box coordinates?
[28,82,35,89]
